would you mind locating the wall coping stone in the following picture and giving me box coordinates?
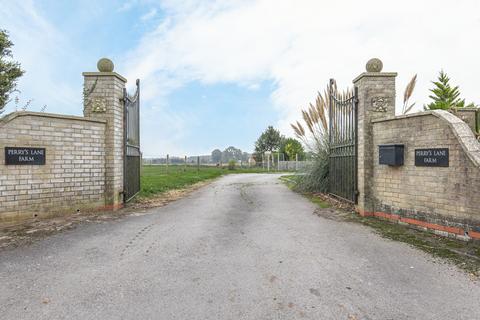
[0,111,107,126]
[82,72,127,83]
[352,72,398,84]
[372,110,480,167]
[453,107,479,111]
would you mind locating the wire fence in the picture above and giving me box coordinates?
[141,154,313,172]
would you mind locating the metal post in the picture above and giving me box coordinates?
[354,86,359,203]
[166,154,169,174]
[277,152,280,171]
[122,88,127,204]
[329,79,334,194]
[184,155,187,171]
[197,156,200,172]
[295,153,298,171]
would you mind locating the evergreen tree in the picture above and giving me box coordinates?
[425,70,466,110]
[254,126,283,154]
[0,30,24,112]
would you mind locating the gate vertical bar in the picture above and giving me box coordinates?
[123,79,141,203]
[354,86,359,203]
[328,79,357,203]
[328,79,334,195]
[123,88,129,203]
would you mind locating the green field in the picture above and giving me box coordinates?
[140,165,285,198]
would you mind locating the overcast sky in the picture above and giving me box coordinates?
[1,0,479,156]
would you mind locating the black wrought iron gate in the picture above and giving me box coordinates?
[124,79,141,202]
[328,79,358,203]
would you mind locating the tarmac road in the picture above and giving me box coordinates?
[1,174,479,319]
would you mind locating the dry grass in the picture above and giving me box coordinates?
[291,80,353,151]
[291,80,355,152]
[402,74,417,115]
[290,80,354,193]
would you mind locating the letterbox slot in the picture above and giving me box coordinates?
[379,144,404,166]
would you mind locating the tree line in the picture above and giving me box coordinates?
[211,146,250,164]
[253,126,306,161]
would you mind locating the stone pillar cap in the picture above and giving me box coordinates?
[353,72,397,84]
[82,58,127,82]
[97,58,114,72]
[366,58,383,72]
[352,58,397,83]
[82,71,127,83]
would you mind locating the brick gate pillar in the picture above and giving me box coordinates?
[353,58,397,216]
[83,58,126,209]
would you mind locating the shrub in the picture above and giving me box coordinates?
[279,137,305,160]
[294,135,329,192]
[228,160,236,170]
[290,81,337,192]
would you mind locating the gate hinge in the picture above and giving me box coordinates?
[354,190,359,204]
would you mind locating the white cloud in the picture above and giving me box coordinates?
[3,0,478,155]
[125,0,480,136]
[118,0,139,12]
[141,8,157,21]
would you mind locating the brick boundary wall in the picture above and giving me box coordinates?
[369,110,480,240]
[0,112,107,223]
[353,59,480,241]
[0,59,129,225]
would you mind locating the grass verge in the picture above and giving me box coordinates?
[140,165,290,199]
[280,176,480,277]
[349,213,480,276]
[140,165,223,198]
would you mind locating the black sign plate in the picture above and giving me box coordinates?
[415,148,449,167]
[5,147,46,165]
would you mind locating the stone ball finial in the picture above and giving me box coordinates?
[366,58,383,72]
[97,58,114,72]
